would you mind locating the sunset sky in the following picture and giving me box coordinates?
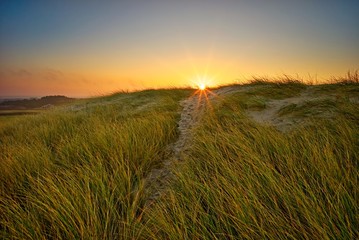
[1,0,358,97]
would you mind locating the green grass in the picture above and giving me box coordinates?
[243,82,306,100]
[0,82,358,239]
[279,98,359,121]
[146,89,358,239]
[0,89,191,239]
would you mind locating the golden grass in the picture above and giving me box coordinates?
[145,92,358,239]
[0,89,190,239]
[0,81,358,239]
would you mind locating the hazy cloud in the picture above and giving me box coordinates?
[0,68,67,82]
[0,69,32,78]
[0,67,140,97]
[42,68,63,81]
[16,69,32,77]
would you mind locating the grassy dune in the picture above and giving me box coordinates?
[0,89,190,239]
[147,84,358,239]
[0,80,358,239]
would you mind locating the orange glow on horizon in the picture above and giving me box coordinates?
[191,74,217,91]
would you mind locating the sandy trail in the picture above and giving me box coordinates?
[143,92,206,206]
[142,88,233,207]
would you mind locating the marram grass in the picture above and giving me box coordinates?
[1,84,358,239]
[0,89,190,239]
[145,86,358,239]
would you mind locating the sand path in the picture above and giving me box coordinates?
[142,87,239,207]
[143,91,207,206]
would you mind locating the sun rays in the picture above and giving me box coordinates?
[189,81,219,114]
[199,83,206,91]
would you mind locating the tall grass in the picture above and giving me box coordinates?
[145,86,358,239]
[0,89,190,239]
[1,83,358,239]
[331,70,359,84]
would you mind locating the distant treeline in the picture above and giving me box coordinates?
[0,95,75,110]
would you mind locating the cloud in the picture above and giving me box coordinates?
[16,69,32,77]
[0,68,33,78]
[42,68,63,81]
[0,68,71,85]
[0,67,133,97]
[0,67,87,96]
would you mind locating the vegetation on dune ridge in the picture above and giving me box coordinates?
[0,81,358,239]
[147,90,358,239]
[245,70,359,85]
[0,89,191,239]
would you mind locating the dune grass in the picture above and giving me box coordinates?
[0,82,358,239]
[0,89,190,239]
[145,87,358,239]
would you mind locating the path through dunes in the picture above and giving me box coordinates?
[142,83,359,208]
[143,86,245,206]
[143,90,212,206]
[144,82,358,239]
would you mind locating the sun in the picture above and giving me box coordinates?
[198,83,206,90]
[192,75,213,91]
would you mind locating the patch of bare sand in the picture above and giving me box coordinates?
[246,86,337,132]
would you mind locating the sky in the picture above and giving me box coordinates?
[0,0,358,97]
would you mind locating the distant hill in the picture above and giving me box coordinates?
[0,95,75,110]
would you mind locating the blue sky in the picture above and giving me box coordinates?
[1,0,358,96]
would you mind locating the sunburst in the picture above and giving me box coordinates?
[198,83,206,90]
